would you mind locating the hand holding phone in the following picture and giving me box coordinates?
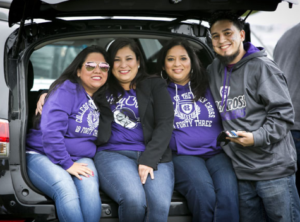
[217,130,241,145]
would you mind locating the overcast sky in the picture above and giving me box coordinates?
[246,2,300,57]
[247,2,299,26]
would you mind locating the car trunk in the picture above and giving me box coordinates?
[5,17,216,220]
[2,0,298,220]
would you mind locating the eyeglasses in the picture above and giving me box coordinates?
[84,62,110,72]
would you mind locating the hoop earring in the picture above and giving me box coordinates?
[191,69,193,74]
[161,71,168,80]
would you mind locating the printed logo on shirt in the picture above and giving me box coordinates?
[107,94,140,129]
[220,86,230,100]
[113,108,140,129]
[215,86,247,121]
[75,100,99,137]
[173,92,216,129]
[174,93,200,120]
[181,103,193,114]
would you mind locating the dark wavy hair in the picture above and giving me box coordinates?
[106,38,149,102]
[209,11,244,31]
[157,38,208,101]
[33,45,109,128]
[47,45,109,99]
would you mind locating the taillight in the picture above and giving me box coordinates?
[0,119,9,158]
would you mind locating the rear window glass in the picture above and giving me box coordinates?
[29,37,205,91]
[30,45,84,91]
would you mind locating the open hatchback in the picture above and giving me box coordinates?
[0,0,297,221]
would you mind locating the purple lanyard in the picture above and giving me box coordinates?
[221,67,233,111]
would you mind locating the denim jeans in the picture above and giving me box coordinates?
[291,130,300,194]
[172,151,239,222]
[291,130,300,165]
[239,174,300,222]
[26,154,101,222]
[94,150,174,222]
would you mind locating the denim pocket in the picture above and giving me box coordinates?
[291,130,300,147]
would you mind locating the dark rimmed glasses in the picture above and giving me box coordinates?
[84,62,110,72]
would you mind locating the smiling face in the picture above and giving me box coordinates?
[164,45,191,86]
[112,46,140,90]
[210,19,246,64]
[77,52,108,96]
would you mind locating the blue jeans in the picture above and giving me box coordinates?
[172,152,239,222]
[26,154,101,222]
[239,174,300,222]
[291,130,300,165]
[94,150,174,222]
[291,130,300,194]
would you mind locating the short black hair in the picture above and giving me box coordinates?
[209,11,244,31]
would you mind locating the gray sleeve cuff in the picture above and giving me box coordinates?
[252,128,264,147]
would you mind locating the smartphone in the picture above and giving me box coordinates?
[230,130,239,137]
[226,130,239,138]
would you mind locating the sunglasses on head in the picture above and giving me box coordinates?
[84,62,110,72]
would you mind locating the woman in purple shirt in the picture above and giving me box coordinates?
[26,45,110,222]
[94,38,174,222]
[157,38,239,222]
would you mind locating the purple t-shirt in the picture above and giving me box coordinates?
[26,80,100,170]
[168,82,223,157]
[97,89,145,152]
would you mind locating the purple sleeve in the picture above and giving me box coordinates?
[40,83,75,170]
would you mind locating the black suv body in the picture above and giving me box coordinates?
[0,0,296,221]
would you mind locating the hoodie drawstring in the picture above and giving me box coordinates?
[188,82,199,120]
[174,84,180,117]
[221,67,233,112]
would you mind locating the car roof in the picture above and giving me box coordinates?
[3,0,298,27]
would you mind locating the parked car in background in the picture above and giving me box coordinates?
[0,0,297,221]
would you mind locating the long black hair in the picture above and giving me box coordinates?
[33,45,108,129]
[106,38,149,102]
[47,45,109,99]
[157,38,208,101]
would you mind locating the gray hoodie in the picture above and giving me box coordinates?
[274,23,300,131]
[207,43,297,181]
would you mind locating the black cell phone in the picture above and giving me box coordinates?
[217,131,230,145]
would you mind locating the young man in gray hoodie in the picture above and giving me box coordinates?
[274,22,300,194]
[207,11,300,221]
